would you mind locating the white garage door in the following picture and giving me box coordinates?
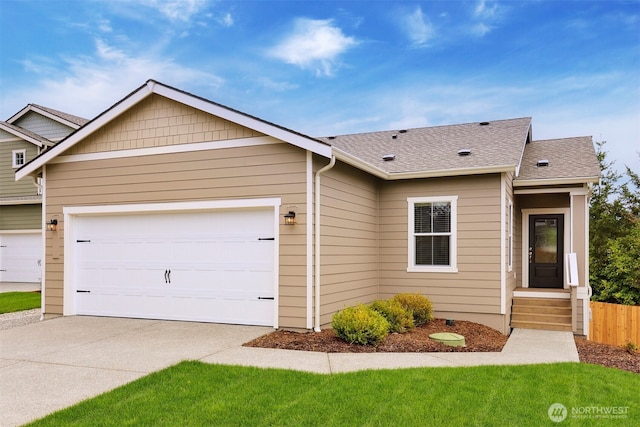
[73,208,276,326]
[0,233,42,283]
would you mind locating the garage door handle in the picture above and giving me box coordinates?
[164,269,169,283]
[77,290,91,293]
[258,237,275,241]
[258,296,274,300]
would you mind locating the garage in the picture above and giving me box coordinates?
[71,207,276,326]
[0,232,42,283]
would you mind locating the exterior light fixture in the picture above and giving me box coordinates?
[284,211,296,225]
[46,219,58,232]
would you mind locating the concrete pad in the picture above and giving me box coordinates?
[0,282,40,293]
[203,347,332,374]
[502,328,579,363]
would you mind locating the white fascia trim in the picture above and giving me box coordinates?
[514,187,588,195]
[334,148,515,180]
[0,123,44,148]
[28,106,83,130]
[49,136,282,165]
[514,176,600,187]
[63,198,282,216]
[17,84,154,181]
[306,151,313,329]
[152,83,332,159]
[500,173,506,314]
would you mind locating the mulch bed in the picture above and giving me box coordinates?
[244,318,640,374]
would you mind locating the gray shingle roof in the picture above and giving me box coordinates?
[318,117,532,176]
[30,104,89,127]
[516,137,600,183]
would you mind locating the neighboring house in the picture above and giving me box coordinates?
[15,80,600,336]
[0,105,87,283]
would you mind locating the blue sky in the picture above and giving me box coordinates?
[1,0,638,174]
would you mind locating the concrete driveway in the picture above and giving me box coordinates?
[0,316,271,427]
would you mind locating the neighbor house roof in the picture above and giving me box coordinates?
[0,120,53,147]
[16,80,332,181]
[7,104,89,129]
[515,136,600,186]
[319,117,532,179]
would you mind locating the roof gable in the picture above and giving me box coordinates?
[0,120,52,148]
[7,104,88,129]
[515,136,600,185]
[320,117,532,179]
[17,80,331,180]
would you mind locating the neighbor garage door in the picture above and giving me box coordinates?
[73,208,275,326]
[0,233,42,283]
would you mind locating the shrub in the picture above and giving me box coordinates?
[332,304,389,345]
[369,299,415,333]
[392,293,434,326]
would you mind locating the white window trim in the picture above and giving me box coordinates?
[12,149,26,168]
[508,199,513,272]
[407,196,458,273]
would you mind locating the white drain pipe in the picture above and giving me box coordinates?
[314,155,336,332]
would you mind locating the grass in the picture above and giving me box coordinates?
[0,291,40,314]
[27,361,639,426]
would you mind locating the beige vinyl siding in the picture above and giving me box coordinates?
[13,112,75,140]
[0,204,41,230]
[379,174,503,317]
[66,94,263,156]
[318,161,379,326]
[0,140,40,197]
[0,129,13,139]
[45,142,309,328]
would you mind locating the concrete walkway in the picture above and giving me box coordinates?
[0,316,579,427]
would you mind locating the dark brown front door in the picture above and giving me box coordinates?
[529,214,564,288]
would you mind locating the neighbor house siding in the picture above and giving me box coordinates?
[318,160,379,326]
[379,174,505,330]
[0,204,41,230]
[1,139,40,197]
[13,112,74,140]
[43,97,311,327]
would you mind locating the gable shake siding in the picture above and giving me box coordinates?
[318,160,379,326]
[379,174,506,331]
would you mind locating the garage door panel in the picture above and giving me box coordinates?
[74,208,275,326]
[0,233,42,283]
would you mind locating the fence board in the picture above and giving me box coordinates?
[589,301,640,346]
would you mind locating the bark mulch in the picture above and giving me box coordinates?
[244,319,639,374]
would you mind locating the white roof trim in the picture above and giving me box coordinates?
[513,176,600,187]
[0,123,46,148]
[11,105,82,130]
[17,80,331,181]
[333,147,515,180]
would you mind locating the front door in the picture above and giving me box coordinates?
[529,214,564,288]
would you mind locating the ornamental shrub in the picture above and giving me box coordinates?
[369,299,415,333]
[332,304,389,345]
[391,293,434,326]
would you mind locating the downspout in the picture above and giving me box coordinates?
[314,155,336,332]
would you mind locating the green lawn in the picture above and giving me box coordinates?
[28,361,639,426]
[0,291,41,314]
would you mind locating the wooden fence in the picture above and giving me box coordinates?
[589,301,640,346]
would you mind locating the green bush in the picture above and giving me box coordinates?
[332,304,389,345]
[391,293,434,326]
[369,299,414,333]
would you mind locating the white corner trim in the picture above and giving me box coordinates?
[306,151,313,329]
[49,136,283,164]
[500,174,506,314]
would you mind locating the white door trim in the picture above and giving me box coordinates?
[63,198,281,328]
[521,208,570,289]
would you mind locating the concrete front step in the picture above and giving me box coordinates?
[513,306,571,315]
[512,297,571,307]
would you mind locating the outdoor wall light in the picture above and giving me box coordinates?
[46,219,58,232]
[284,211,296,225]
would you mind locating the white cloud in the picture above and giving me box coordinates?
[3,39,223,120]
[268,18,357,77]
[221,12,233,27]
[470,0,500,37]
[403,6,435,47]
[139,0,208,22]
[474,0,498,19]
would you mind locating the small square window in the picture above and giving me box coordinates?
[12,149,26,168]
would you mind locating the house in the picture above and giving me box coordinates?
[15,80,600,335]
[1,105,87,283]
